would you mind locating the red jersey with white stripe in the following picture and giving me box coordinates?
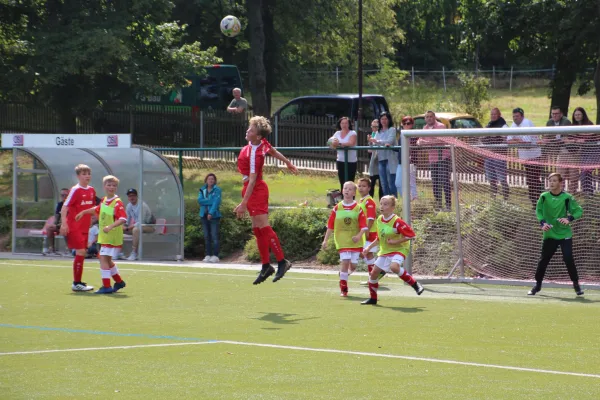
[64,184,97,233]
[94,196,128,248]
[237,139,272,181]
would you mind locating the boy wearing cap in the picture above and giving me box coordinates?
[123,188,155,260]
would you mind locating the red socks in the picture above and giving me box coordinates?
[260,226,284,261]
[110,265,123,283]
[368,279,379,300]
[253,228,271,264]
[101,269,111,288]
[339,272,349,294]
[73,255,85,282]
[399,268,416,286]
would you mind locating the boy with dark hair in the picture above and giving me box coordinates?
[60,164,97,291]
[529,173,584,296]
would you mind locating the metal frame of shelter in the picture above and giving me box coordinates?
[400,125,600,291]
[10,145,184,261]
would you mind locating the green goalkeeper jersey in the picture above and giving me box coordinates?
[535,191,582,240]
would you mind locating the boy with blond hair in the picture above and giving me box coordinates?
[60,164,97,291]
[77,175,127,294]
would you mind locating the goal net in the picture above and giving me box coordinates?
[402,126,600,286]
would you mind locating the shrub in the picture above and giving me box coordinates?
[316,235,339,265]
[184,197,252,258]
[457,73,490,121]
[243,207,329,262]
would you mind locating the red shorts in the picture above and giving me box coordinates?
[242,180,269,216]
[67,230,89,250]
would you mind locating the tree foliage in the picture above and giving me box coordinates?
[0,0,220,131]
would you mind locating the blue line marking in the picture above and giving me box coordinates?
[0,323,216,343]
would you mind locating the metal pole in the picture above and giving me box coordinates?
[493,65,496,88]
[411,66,415,91]
[509,66,514,92]
[33,157,38,202]
[129,107,134,135]
[178,150,183,191]
[450,144,465,278]
[344,147,349,182]
[12,149,17,254]
[138,147,144,260]
[199,111,204,160]
[274,115,279,147]
[442,66,447,92]
[336,66,339,90]
[400,132,412,274]
[357,0,363,121]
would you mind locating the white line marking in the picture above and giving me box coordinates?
[2,337,598,379]
[0,341,218,356]
[1,261,598,294]
[219,340,600,379]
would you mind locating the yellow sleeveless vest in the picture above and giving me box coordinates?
[358,195,377,236]
[377,214,410,256]
[98,197,124,246]
[333,203,364,250]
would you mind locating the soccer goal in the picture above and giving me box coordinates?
[400,125,600,290]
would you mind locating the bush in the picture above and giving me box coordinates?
[243,207,329,262]
[184,197,252,258]
[316,235,339,265]
[457,73,490,121]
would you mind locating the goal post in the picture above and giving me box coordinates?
[401,125,600,290]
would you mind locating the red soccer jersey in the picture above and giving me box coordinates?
[237,139,272,181]
[94,196,128,248]
[63,184,97,233]
[381,214,416,238]
[361,196,378,242]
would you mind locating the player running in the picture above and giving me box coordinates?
[235,116,297,284]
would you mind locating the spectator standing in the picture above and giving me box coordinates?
[44,188,70,255]
[481,108,509,200]
[572,107,598,195]
[368,111,398,197]
[417,111,451,210]
[545,106,577,191]
[329,117,358,191]
[198,173,222,263]
[395,116,418,201]
[123,188,155,261]
[508,107,541,209]
[368,119,384,200]
[226,88,248,114]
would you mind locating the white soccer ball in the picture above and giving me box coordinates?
[220,15,242,38]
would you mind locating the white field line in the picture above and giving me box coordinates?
[1,337,598,379]
[0,341,217,356]
[1,261,598,295]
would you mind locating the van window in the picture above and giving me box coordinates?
[451,118,482,129]
[360,98,376,121]
[298,98,351,120]
[279,102,300,120]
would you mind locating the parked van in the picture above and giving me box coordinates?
[135,64,243,110]
[273,94,389,122]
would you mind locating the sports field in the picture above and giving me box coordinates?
[1,258,599,399]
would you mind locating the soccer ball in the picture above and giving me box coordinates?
[220,15,242,38]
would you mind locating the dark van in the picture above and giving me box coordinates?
[273,94,389,122]
[135,64,243,110]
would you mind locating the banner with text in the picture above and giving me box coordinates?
[1,134,131,149]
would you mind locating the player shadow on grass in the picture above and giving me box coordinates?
[68,292,130,298]
[537,295,600,303]
[251,312,319,325]
[344,295,427,313]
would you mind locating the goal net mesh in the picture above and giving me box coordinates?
[407,130,600,284]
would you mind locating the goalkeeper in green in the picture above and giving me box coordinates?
[529,173,584,296]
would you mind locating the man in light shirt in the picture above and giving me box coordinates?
[507,107,542,209]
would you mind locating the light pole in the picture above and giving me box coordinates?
[357,0,363,122]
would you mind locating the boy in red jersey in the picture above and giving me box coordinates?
[361,196,424,305]
[356,178,380,276]
[235,116,298,284]
[60,164,97,291]
[76,175,128,294]
[321,181,368,296]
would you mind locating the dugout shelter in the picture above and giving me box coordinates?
[2,133,184,261]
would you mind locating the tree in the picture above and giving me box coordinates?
[0,0,219,132]
[246,0,269,115]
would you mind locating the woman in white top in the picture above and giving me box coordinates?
[368,111,397,197]
[328,116,358,191]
